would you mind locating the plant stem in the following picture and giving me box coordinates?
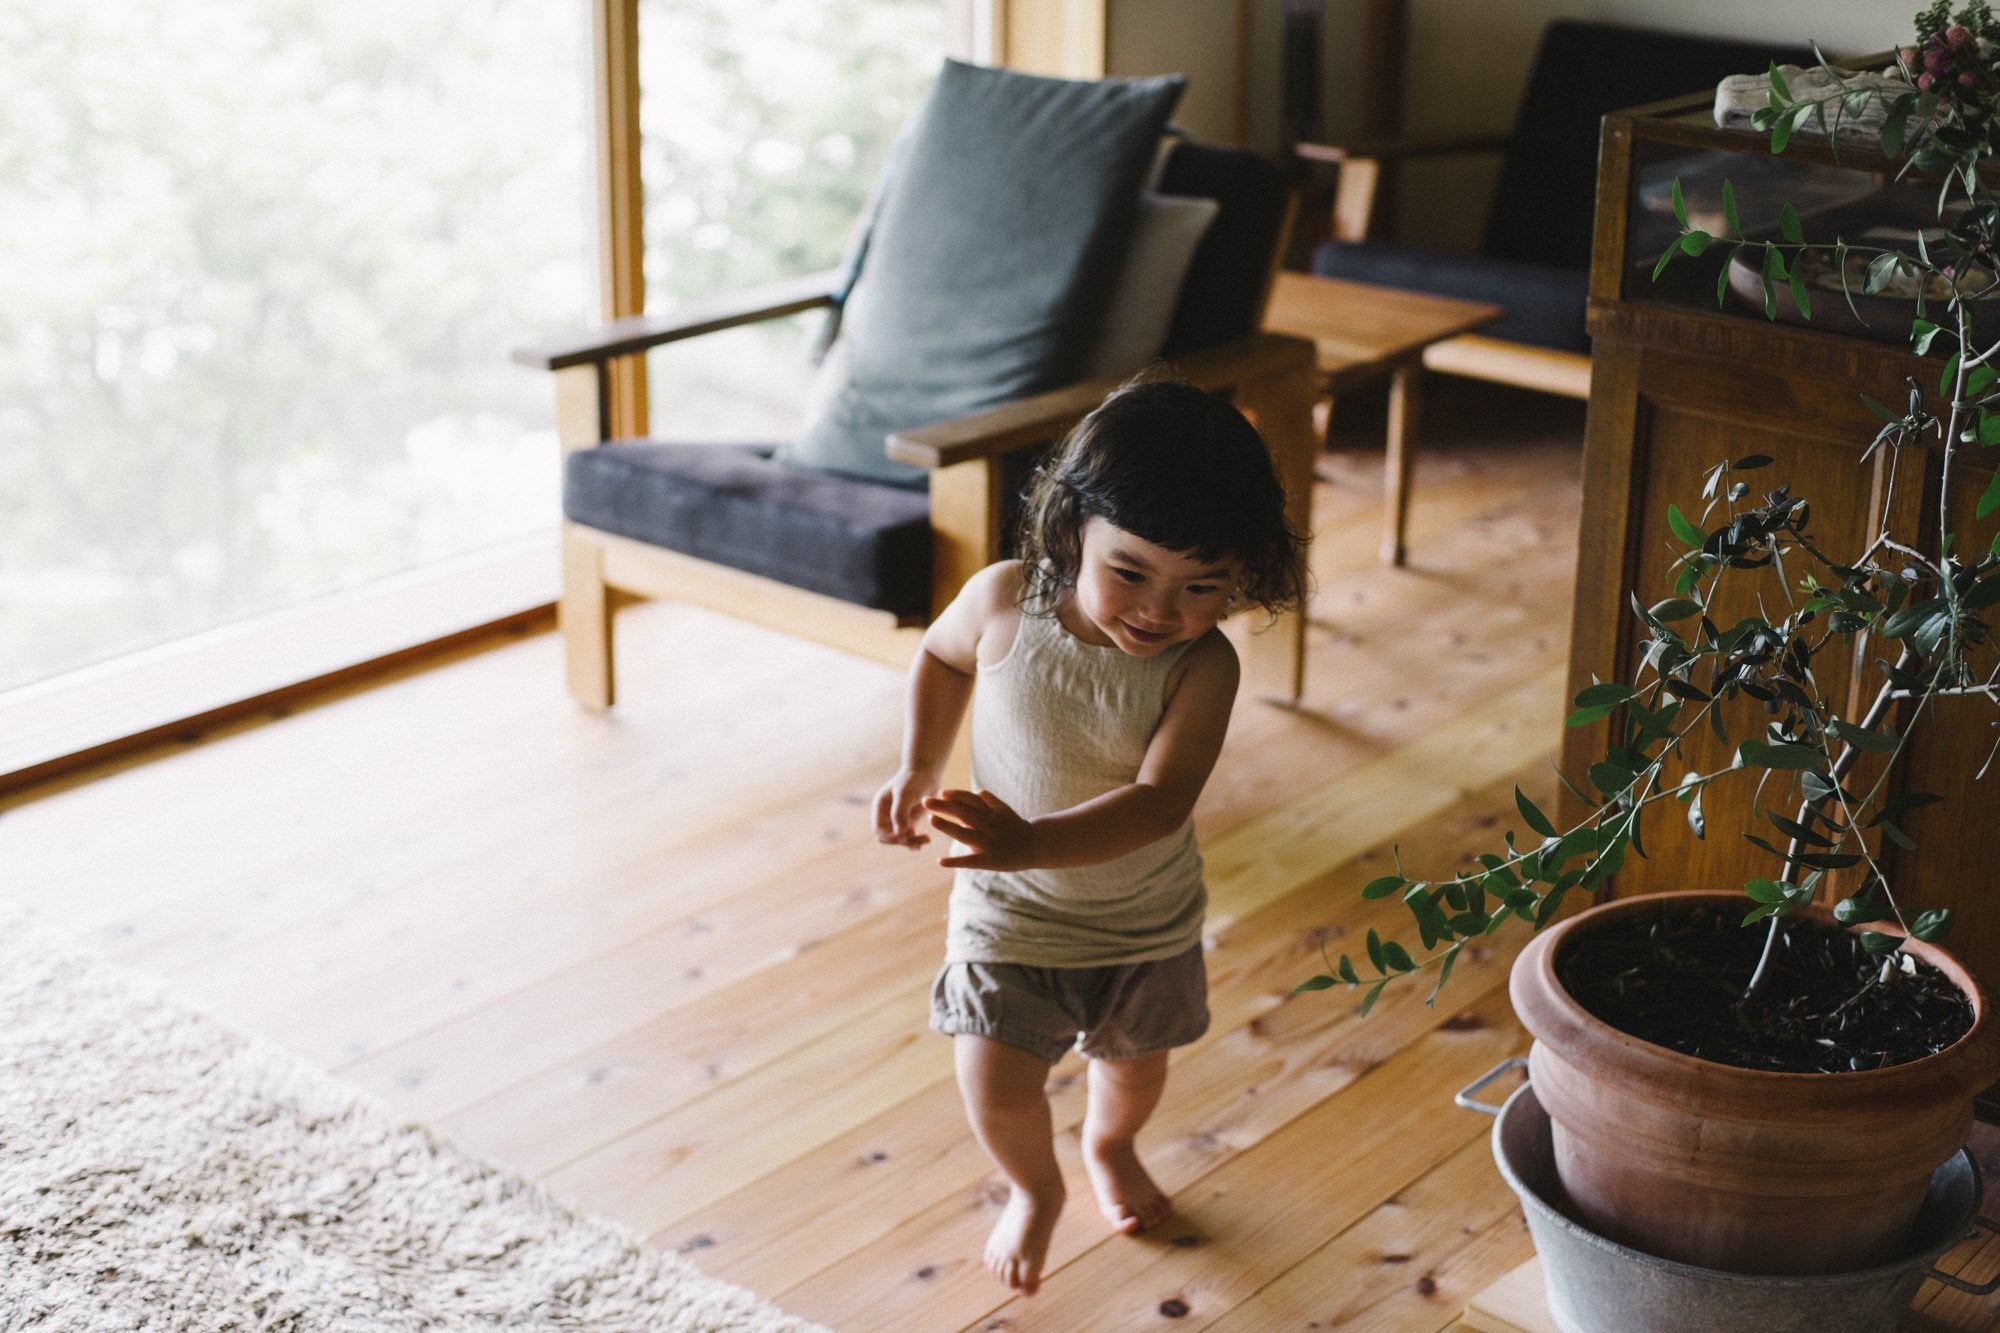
[1742,649,1919,999]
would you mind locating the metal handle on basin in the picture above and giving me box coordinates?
[1454,1056,1528,1116]
[1926,1216,2000,1295]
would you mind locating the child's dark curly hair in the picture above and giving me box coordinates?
[1015,372,1309,617]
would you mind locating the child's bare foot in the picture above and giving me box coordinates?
[1083,1138,1172,1234]
[985,1183,1064,1294]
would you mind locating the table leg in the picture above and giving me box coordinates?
[1382,361,1421,565]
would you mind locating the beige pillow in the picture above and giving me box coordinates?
[1078,191,1220,380]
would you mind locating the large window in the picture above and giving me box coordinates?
[0,1,592,692]
[1,0,951,697]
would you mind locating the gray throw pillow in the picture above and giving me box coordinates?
[779,59,1186,487]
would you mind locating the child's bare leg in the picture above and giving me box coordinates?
[954,1035,1065,1295]
[1081,1049,1173,1234]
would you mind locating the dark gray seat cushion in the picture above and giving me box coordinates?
[564,442,934,619]
[780,58,1185,486]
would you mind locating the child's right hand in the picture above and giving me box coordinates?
[873,769,937,849]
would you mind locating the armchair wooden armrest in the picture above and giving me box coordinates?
[512,268,842,371]
[1294,131,1511,168]
[887,332,1320,468]
[1295,132,1512,244]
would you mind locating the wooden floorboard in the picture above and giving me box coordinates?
[12,382,1973,1329]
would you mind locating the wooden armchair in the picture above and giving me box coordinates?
[515,66,1316,711]
[1296,20,1815,401]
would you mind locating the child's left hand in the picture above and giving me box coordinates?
[924,789,1034,870]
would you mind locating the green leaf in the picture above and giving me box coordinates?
[1789,262,1811,319]
[1648,597,1702,622]
[1913,318,1943,356]
[1515,786,1557,838]
[1768,62,1792,101]
[1667,503,1705,548]
[1759,244,1782,318]
[1358,980,1386,1016]
[1429,944,1462,1003]
[1778,202,1803,244]
[1574,682,1639,708]
[1534,883,1570,928]
[1365,927,1385,974]
[1681,229,1712,258]
[1878,819,1918,851]
[1566,703,1620,728]
[1744,878,1790,904]
[1588,761,1638,797]
[1671,176,1687,227]
[1866,253,1902,295]
[1882,102,1909,157]
[1912,909,1954,943]
[1739,740,1824,770]
[1733,454,1773,470]
[1979,411,2000,445]
[1768,811,1834,847]
[1293,974,1338,993]
[1361,874,1406,900]
[1792,850,1865,870]
[1337,955,1360,985]
[1874,790,1943,826]
[1858,931,1902,955]
[1722,178,1740,235]
[1978,466,2000,521]
[1825,719,1899,753]
[1833,893,1885,925]
[1380,941,1415,973]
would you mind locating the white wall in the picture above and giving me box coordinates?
[1107,3,1244,144]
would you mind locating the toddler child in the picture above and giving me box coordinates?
[873,375,1308,1295]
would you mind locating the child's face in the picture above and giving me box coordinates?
[1067,517,1242,657]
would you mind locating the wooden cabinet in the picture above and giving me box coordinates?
[1563,93,2000,997]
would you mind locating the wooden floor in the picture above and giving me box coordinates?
[5,380,1994,1331]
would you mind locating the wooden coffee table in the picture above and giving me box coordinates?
[1264,271,1504,566]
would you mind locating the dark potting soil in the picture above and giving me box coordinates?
[1556,905,1975,1074]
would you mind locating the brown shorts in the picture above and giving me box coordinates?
[929,941,1209,1064]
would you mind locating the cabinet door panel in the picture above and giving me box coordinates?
[1590,388,1880,903]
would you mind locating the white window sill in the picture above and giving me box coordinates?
[0,534,560,794]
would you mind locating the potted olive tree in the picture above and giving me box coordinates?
[1301,2,2000,1287]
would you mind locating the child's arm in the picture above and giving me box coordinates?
[925,630,1240,870]
[872,562,1017,849]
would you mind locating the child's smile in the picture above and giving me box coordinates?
[1062,517,1241,657]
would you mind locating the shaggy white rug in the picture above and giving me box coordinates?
[0,914,825,1332]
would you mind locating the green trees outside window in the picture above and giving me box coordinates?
[0,0,944,690]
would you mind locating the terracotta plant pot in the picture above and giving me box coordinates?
[1510,891,2000,1276]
